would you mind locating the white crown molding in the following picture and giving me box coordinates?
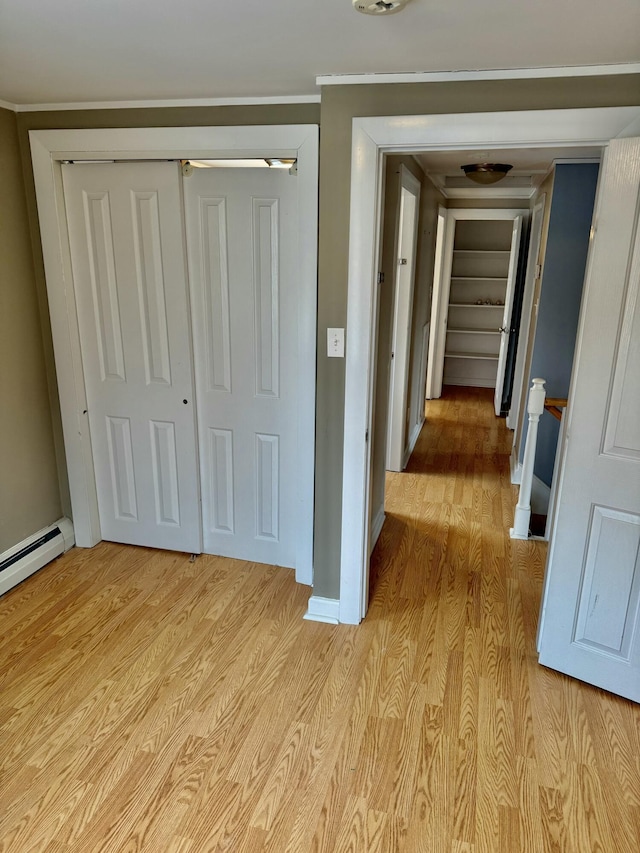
[316,63,640,87]
[12,94,320,113]
[0,98,17,111]
[441,186,537,199]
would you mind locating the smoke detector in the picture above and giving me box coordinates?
[353,0,412,15]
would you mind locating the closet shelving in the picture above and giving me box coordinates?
[443,222,514,388]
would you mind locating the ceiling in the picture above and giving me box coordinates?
[0,0,639,106]
[415,145,603,196]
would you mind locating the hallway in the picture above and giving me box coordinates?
[368,385,640,851]
[0,389,639,851]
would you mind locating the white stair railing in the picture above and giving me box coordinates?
[510,378,546,540]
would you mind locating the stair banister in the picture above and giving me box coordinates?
[510,378,546,540]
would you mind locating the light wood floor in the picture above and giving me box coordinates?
[1,387,639,852]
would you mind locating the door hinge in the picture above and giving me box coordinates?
[365,429,369,442]
[377,271,385,285]
[535,263,542,278]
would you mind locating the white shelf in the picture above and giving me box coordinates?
[451,276,507,282]
[453,249,510,255]
[449,302,504,308]
[447,328,500,335]
[445,351,500,361]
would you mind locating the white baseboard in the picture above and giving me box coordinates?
[370,505,386,555]
[510,449,522,484]
[303,595,340,624]
[443,378,495,388]
[0,517,75,597]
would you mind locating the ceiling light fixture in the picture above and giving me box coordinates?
[461,163,513,185]
[353,0,412,15]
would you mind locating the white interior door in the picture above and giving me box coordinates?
[184,166,300,568]
[507,197,545,431]
[537,136,640,702]
[62,162,201,552]
[386,166,421,472]
[494,215,523,416]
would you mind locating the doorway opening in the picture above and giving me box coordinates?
[339,106,640,627]
[368,146,600,607]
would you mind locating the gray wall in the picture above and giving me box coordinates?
[0,107,61,551]
[525,163,599,486]
[315,75,640,599]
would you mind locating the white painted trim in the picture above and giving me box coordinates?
[510,449,522,484]
[0,98,17,112]
[16,95,320,113]
[441,187,536,200]
[0,518,74,597]
[507,195,546,432]
[370,505,386,554]
[303,595,340,625]
[316,63,640,87]
[387,164,421,472]
[340,106,640,625]
[445,208,531,220]
[426,207,447,399]
[29,125,318,586]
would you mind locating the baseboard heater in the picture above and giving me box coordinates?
[0,518,75,597]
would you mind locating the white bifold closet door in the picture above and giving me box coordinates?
[62,162,201,553]
[183,167,299,568]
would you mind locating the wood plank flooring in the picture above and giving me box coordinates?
[1,386,639,851]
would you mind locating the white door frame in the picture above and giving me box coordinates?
[339,106,640,624]
[494,213,525,417]
[507,195,547,434]
[386,164,421,472]
[428,207,527,405]
[425,205,447,399]
[29,124,319,585]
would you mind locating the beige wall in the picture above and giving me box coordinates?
[314,75,640,599]
[0,107,61,551]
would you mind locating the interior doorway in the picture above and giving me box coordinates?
[339,106,640,627]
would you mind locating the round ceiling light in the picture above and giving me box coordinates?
[461,163,513,185]
[353,0,412,15]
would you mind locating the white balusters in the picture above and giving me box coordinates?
[510,378,546,540]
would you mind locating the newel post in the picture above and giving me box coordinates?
[510,378,546,540]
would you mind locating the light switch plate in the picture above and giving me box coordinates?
[327,327,345,358]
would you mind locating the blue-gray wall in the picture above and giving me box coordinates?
[522,163,599,486]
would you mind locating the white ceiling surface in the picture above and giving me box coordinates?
[0,0,639,105]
